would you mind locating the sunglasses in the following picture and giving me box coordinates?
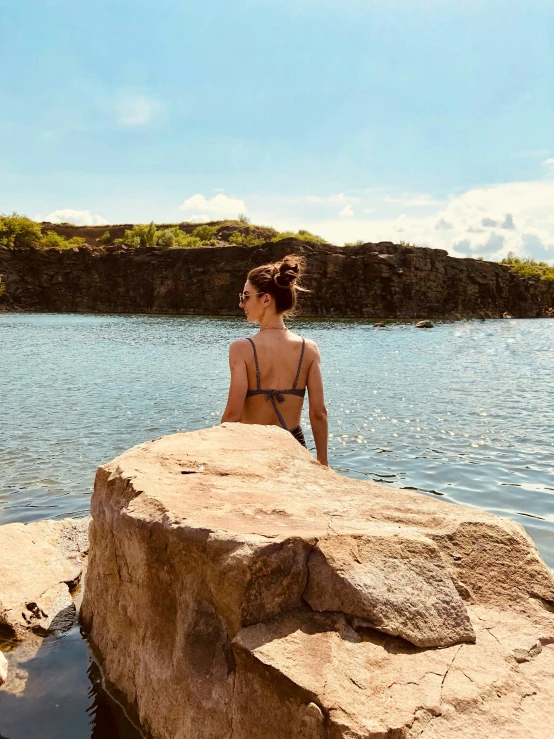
[239,292,265,303]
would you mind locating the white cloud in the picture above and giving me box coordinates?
[307,193,360,205]
[339,204,355,217]
[382,193,444,207]
[178,193,247,217]
[512,149,550,159]
[541,158,554,169]
[41,209,108,226]
[292,178,554,263]
[117,95,161,126]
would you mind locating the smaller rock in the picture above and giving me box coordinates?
[502,312,514,319]
[0,651,7,686]
[0,518,88,640]
[373,322,386,328]
[305,533,476,648]
[415,320,434,328]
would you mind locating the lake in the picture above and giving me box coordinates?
[1,313,553,738]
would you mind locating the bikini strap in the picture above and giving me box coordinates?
[246,337,261,390]
[292,338,306,390]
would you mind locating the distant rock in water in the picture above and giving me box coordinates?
[416,319,435,328]
[81,424,554,739]
[373,321,386,327]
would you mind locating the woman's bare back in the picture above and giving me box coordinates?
[241,331,313,429]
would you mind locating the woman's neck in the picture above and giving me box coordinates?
[259,314,286,331]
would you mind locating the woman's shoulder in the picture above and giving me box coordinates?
[288,332,319,356]
[228,337,253,355]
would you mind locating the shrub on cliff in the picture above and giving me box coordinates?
[0,213,42,249]
[501,252,554,281]
[0,274,6,297]
[114,223,208,249]
[41,231,86,249]
[114,222,158,248]
[96,231,112,245]
[228,231,264,247]
[156,227,203,249]
[191,225,217,242]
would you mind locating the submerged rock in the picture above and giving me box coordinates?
[0,518,89,639]
[81,424,554,739]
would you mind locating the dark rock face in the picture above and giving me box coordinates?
[1,239,553,318]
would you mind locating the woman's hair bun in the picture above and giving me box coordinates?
[274,254,305,288]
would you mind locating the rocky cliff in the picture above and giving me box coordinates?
[1,237,553,318]
[81,424,554,739]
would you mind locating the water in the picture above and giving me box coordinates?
[1,313,553,738]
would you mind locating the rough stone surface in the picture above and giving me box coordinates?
[80,424,554,739]
[0,518,89,639]
[0,651,7,687]
[1,237,553,318]
[304,534,475,647]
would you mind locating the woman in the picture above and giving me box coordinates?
[221,254,328,466]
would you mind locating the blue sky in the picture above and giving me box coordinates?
[2,0,554,260]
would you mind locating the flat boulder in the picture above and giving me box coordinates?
[80,424,554,739]
[0,518,89,639]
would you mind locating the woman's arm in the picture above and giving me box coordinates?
[307,344,329,466]
[221,341,249,423]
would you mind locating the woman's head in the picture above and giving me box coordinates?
[240,254,306,322]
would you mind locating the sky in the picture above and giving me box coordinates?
[1,0,554,261]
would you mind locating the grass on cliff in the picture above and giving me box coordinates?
[1,213,328,250]
[500,252,554,281]
[0,274,6,297]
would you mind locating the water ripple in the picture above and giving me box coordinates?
[1,313,553,569]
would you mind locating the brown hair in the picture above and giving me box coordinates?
[247,254,307,316]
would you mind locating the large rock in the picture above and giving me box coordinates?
[81,424,554,739]
[0,518,89,639]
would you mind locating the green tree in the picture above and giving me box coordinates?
[0,213,42,249]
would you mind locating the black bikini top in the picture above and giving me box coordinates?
[245,337,306,431]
